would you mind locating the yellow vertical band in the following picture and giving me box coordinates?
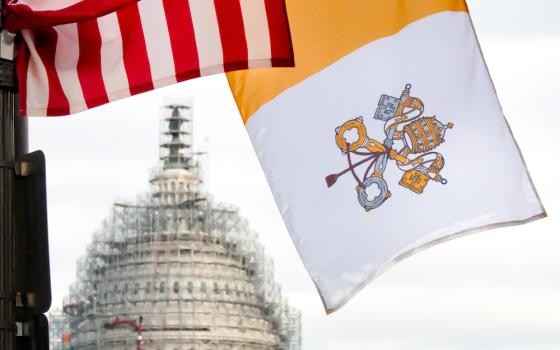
[227,0,469,124]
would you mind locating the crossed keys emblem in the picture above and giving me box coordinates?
[325,84,453,211]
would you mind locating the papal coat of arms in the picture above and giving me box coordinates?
[325,84,454,211]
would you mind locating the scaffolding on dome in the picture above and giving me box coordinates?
[53,97,302,350]
[49,308,70,350]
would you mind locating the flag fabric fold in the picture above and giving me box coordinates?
[3,0,139,31]
[9,0,293,116]
[227,0,546,313]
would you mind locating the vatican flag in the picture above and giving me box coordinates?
[227,0,546,313]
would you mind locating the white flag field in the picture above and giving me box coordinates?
[227,0,546,313]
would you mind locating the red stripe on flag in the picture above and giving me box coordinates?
[77,19,109,109]
[162,0,201,82]
[213,0,248,71]
[4,0,140,31]
[116,4,154,95]
[264,0,294,67]
[16,42,30,116]
[33,28,70,115]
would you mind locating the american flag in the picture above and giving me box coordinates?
[4,0,293,116]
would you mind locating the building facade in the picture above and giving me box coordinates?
[51,97,301,350]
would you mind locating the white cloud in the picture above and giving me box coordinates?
[468,0,560,39]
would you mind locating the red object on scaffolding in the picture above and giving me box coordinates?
[104,317,143,350]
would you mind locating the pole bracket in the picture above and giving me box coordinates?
[0,290,14,300]
[0,160,31,177]
[15,322,31,337]
[0,159,15,169]
[0,320,16,332]
[0,58,16,90]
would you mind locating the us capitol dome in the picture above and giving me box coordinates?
[49,97,301,350]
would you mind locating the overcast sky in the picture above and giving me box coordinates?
[29,1,560,349]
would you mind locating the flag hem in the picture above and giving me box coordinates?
[321,211,547,315]
[465,13,548,217]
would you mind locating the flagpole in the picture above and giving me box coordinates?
[0,61,17,350]
[0,7,20,346]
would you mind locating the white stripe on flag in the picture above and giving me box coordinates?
[239,0,272,69]
[138,0,176,88]
[97,12,131,101]
[0,31,16,61]
[22,30,49,114]
[53,23,87,114]
[188,0,224,75]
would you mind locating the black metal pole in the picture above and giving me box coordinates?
[1,1,32,347]
[14,109,27,157]
[0,60,18,349]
